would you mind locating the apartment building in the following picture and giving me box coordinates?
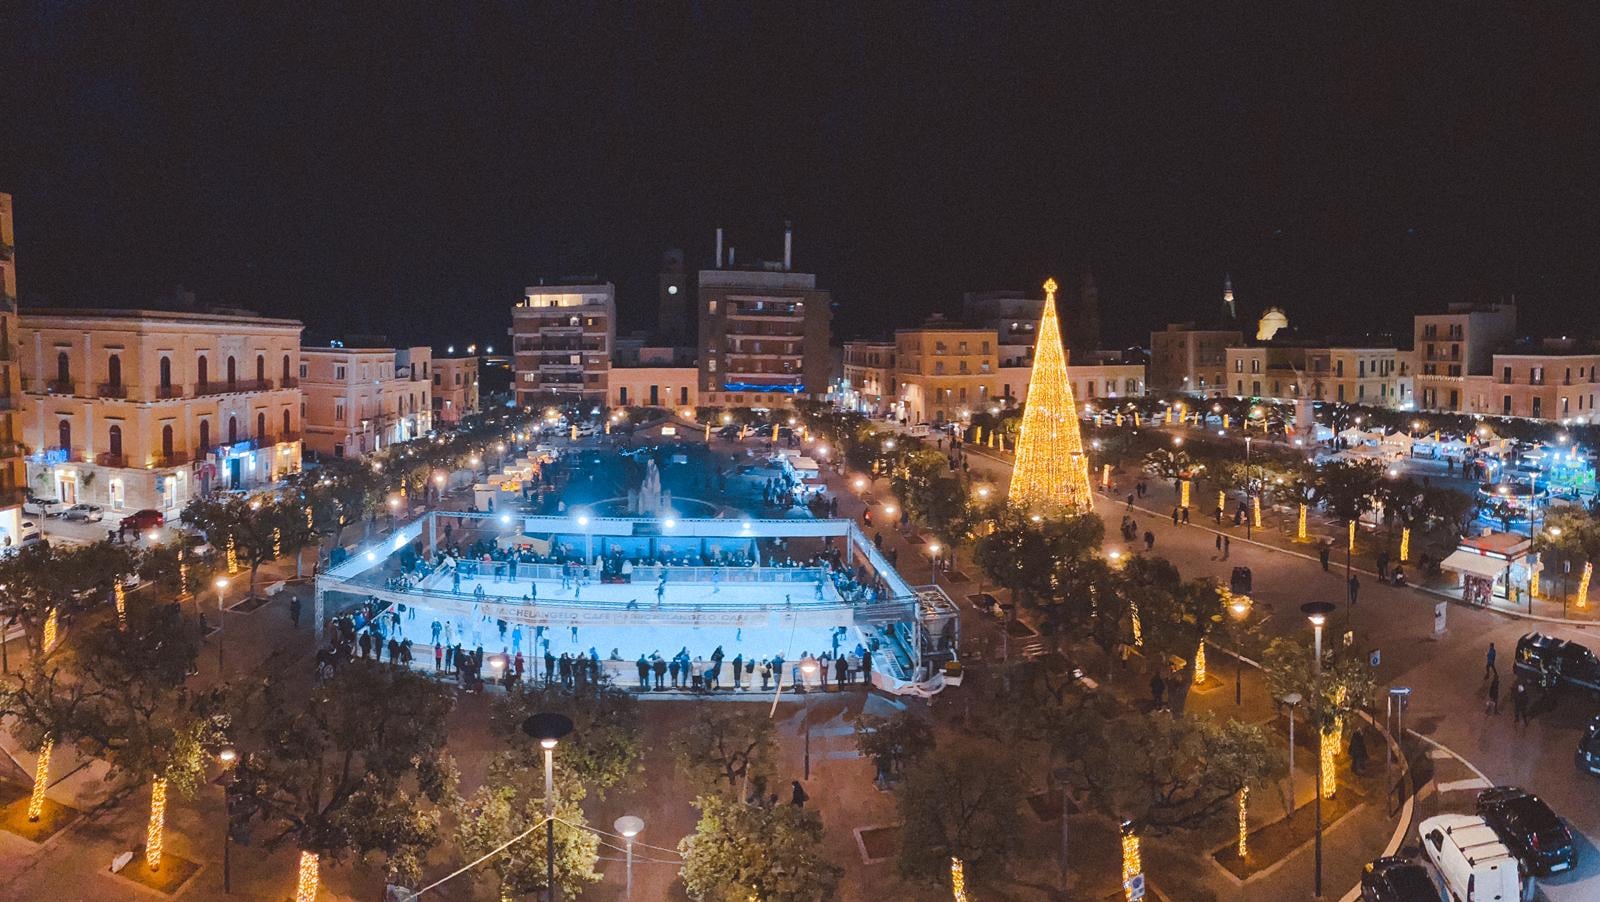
[1150,323,1244,395]
[300,343,428,458]
[20,308,303,513]
[962,291,1043,368]
[697,227,831,408]
[839,340,896,416]
[432,353,480,425]
[887,315,1146,424]
[1460,342,1600,421]
[511,282,615,405]
[1225,343,1410,406]
[1413,303,1518,413]
[0,196,29,545]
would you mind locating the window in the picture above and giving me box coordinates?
[1533,397,1543,418]
[56,351,70,384]
[199,419,211,451]
[334,400,346,424]
[300,363,309,379]
[107,353,122,388]
[708,301,718,314]
[454,372,461,385]
[57,419,71,451]
[228,415,239,444]
[159,357,172,391]
[1503,366,1513,384]
[257,412,267,438]
[256,354,266,385]
[282,410,291,436]
[161,424,174,458]
[1235,359,1243,373]
[433,373,441,386]
[335,365,346,380]
[108,424,122,458]
[934,361,945,375]
[334,444,345,458]
[1503,395,1513,415]
[226,356,237,387]
[283,355,292,383]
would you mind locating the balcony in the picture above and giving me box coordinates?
[45,380,76,395]
[196,379,269,396]
[95,452,128,468]
[156,384,183,399]
[279,377,299,389]
[96,382,129,399]
[155,451,192,467]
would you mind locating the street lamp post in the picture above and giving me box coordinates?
[218,746,237,894]
[928,542,941,584]
[799,659,819,779]
[613,816,644,900]
[523,712,575,902]
[1299,601,1335,901]
[214,578,230,673]
[1228,596,1252,706]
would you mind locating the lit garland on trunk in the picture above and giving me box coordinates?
[114,581,127,630]
[1237,786,1249,858]
[1399,526,1410,561]
[1252,496,1261,529]
[146,777,167,871]
[950,857,968,901]
[1579,562,1593,609]
[1297,504,1308,541]
[1120,820,1142,900]
[27,737,51,822]
[42,607,58,653]
[295,850,320,902]
[1006,278,1093,513]
[1193,641,1206,684]
[1347,520,1356,552]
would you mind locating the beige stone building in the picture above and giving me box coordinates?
[0,196,29,545]
[1459,343,1600,421]
[1413,303,1518,413]
[1150,322,1245,395]
[20,308,303,513]
[1225,344,1410,407]
[512,283,615,405]
[300,344,430,459]
[608,366,697,409]
[432,353,479,425]
[839,340,896,416]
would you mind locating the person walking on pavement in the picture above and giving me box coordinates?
[1348,574,1360,605]
[1216,534,1223,555]
[1349,730,1369,775]
[1144,530,1156,551]
[1150,671,1167,710]
[1486,671,1500,715]
[1181,506,1190,525]
[1223,536,1231,558]
[1319,545,1331,571]
[1513,678,1530,724]
[289,595,302,627]
[1484,641,1497,679]
[1171,507,1180,526]
[791,780,809,808]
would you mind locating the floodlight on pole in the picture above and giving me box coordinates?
[523,713,574,902]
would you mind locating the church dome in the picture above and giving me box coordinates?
[1257,307,1289,341]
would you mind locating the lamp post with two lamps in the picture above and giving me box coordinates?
[523,712,575,901]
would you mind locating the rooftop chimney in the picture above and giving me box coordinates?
[715,228,724,269]
[783,220,793,271]
[728,246,736,266]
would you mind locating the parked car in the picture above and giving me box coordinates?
[1360,855,1442,902]
[1417,814,1521,902]
[1577,715,1600,776]
[1475,786,1577,876]
[969,593,1012,621]
[61,503,105,522]
[23,495,62,518]
[1513,632,1600,694]
[119,509,166,532]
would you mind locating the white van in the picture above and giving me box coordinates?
[1418,814,1522,902]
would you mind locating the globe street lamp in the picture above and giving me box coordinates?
[218,746,237,893]
[613,816,645,899]
[1301,601,1335,674]
[1228,595,1252,705]
[798,658,820,779]
[928,541,941,584]
[523,712,575,901]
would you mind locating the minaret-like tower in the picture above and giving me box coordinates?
[1222,273,1237,323]
[1007,277,1093,514]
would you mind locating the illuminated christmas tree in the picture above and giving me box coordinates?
[1007,277,1094,513]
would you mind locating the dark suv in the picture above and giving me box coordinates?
[1475,786,1576,876]
[1514,633,1600,693]
[1576,715,1600,776]
[1359,856,1441,902]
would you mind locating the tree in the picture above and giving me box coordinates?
[895,736,1025,884]
[225,662,456,888]
[854,710,934,784]
[1262,636,1376,787]
[183,496,315,596]
[490,680,642,799]
[1314,460,1383,532]
[679,793,841,902]
[452,764,601,898]
[1062,711,1282,833]
[1110,556,1227,714]
[671,705,777,798]
[0,542,139,657]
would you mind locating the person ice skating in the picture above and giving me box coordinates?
[1216,534,1223,554]
[289,595,302,626]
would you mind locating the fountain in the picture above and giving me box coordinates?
[628,458,673,516]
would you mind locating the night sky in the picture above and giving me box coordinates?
[2,3,1598,349]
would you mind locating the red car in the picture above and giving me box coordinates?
[120,509,166,531]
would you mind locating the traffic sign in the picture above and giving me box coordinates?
[1369,649,1381,668]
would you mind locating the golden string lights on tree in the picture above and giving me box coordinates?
[27,736,52,822]
[1120,820,1142,901]
[1400,526,1410,562]
[950,857,969,901]
[147,777,167,871]
[295,850,320,902]
[1237,787,1249,858]
[114,581,127,631]
[1252,496,1262,529]
[1579,562,1593,609]
[1298,504,1308,541]
[1006,278,1094,513]
[1194,641,1207,684]
[43,607,58,653]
